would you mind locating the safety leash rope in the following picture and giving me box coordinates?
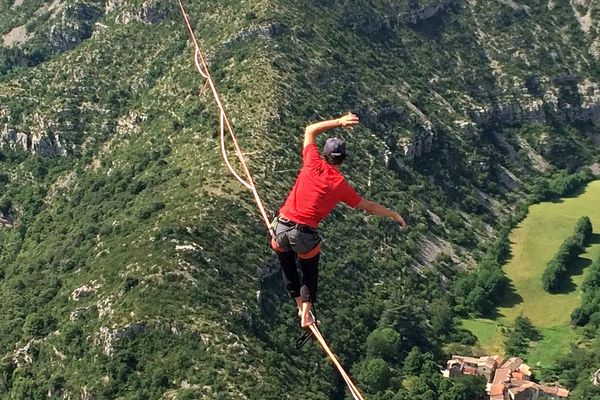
[176,3,365,399]
[177,0,275,239]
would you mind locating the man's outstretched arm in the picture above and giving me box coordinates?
[356,198,406,227]
[303,112,359,148]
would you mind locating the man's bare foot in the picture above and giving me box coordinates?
[301,313,314,328]
[300,313,321,328]
[298,309,311,328]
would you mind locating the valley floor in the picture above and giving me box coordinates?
[464,180,600,367]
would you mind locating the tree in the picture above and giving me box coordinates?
[504,314,541,358]
[379,294,431,356]
[438,375,487,400]
[574,216,593,247]
[360,358,392,393]
[367,328,401,361]
[513,314,541,341]
[402,347,435,377]
[429,298,454,340]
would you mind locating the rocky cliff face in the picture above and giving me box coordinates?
[403,0,455,24]
[346,69,600,161]
[1,125,66,156]
[109,0,169,25]
[399,131,435,159]
[0,211,13,227]
[48,2,103,52]
[465,75,600,127]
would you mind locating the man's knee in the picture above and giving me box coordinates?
[277,249,296,265]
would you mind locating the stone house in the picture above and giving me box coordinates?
[444,355,569,400]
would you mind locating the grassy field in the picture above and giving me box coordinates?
[462,319,577,367]
[461,318,505,355]
[463,180,600,366]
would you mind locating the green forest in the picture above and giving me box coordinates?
[1,0,600,399]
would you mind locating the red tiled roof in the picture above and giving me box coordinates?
[493,368,511,385]
[463,365,477,375]
[461,356,481,365]
[500,357,523,371]
[540,385,557,395]
[490,384,505,396]
[518,364,532,377]
[512,371,524,380]
[492,355,504,367]
[446,354,570,399]
[509,382,536,395]
[540,385,569,397]
[509,378,529,387]
[479,357,495,369]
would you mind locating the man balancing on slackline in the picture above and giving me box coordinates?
[270,112,406,329]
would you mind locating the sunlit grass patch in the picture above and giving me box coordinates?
[498,180,600,327]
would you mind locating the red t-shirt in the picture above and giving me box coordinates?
[279,143,362,228]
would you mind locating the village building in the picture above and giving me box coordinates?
[443,355,569,400]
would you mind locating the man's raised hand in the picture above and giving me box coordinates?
[338,112,359,128]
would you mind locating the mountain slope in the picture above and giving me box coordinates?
[1,0,600,398]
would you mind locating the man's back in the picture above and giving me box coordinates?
[279,143,361,228]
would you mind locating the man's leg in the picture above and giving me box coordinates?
[277,250,303,313]
[298,253,319,327]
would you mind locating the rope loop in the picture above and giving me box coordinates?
[220,110,253,190]
[194,47,209,79]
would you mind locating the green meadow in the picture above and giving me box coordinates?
[463,180,600,367]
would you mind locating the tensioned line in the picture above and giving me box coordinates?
[175,2,366,399]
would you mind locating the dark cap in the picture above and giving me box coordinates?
[323,137,347,157]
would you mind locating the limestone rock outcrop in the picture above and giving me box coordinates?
[1,122,67,157]
[113,0,168,25]
[0,211,14,227]
[49,2,103,52]
[468,75,600,127]
[11,339,39,368]
[399,131,435,159]
[71,281,102,301]
[0,127,28,151]
[94,323,146,356]
[403,0,455,24]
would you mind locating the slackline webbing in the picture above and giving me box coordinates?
[176,3,366,399]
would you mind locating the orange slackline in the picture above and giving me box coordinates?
[309,321,365,400]
[176,3,366,399]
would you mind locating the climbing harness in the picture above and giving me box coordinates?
[176,2,366,399]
